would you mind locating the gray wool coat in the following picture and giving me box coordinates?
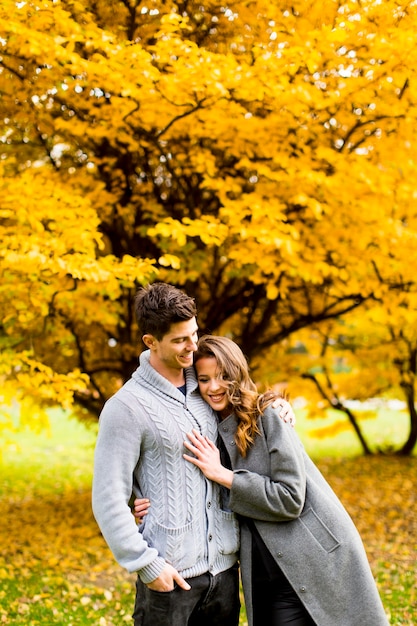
[217,407,389,626]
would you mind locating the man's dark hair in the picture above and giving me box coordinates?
[134,282,197,340]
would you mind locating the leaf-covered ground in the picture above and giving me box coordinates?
[0,416,416,625]
[319,455,417,625]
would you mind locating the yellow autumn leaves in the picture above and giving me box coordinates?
[1,0,417,445]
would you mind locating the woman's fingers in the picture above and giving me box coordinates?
[186,429,213,448]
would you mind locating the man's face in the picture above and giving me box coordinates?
[145,318,199,375]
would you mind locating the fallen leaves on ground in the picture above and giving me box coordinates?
[0,487,135,624]
[317,455,417,625]
[0,455,415,624]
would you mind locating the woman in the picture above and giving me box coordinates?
[135,335,389,626]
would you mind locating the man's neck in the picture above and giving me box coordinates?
[149,357,185,387]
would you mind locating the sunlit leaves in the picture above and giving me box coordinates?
[1,0,417,429]
[1,418,415,624]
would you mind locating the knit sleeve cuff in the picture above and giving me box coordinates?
[137,556,166,584]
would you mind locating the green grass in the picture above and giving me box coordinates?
[0,406,415,625]
[0,408,97,496]
[1,409,136,625]
[295,403,411,457]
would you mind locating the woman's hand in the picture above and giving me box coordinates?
[133,498,150,524]
[183,429,234,489]
[273,398,296,426]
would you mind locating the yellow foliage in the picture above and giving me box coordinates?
[1,0,417,431]
[0,351,90,414]
[308,420,353,440]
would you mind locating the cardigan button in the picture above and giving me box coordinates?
[277,552,283,558]
[299,586,306,593]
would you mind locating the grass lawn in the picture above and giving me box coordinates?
[0,406,416,625]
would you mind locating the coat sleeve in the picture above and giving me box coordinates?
[227,407,307,521]
[92,397,166,580]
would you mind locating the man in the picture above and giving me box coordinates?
[92,282,241,626]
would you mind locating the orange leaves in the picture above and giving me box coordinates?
[1,0,417,422]
[149,215,229,246]
[0,168,103,267]
[318,455,417,576]
[0,416,136,624]
[0,488,135,623]
[1,411,416,624]
[308,419,355,440]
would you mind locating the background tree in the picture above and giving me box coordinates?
[1,0,417,441]
[274,287,417,456]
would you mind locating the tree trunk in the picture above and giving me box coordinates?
[331,401,373,456]
[397,384,417,456]
[301,373,372,455]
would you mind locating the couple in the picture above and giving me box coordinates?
[92,282,388,626]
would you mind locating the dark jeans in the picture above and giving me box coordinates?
[133,565,240,626]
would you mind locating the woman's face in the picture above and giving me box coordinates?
[195,356,231,418]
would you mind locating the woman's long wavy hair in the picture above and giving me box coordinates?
[194,335,281,457]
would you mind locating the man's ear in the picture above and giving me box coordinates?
[142,334,157,350]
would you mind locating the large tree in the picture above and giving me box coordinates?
[1,0,417,424]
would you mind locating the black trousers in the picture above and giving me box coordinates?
[253,574,316,626]
[133,564,240,626]
[250,522,316,626]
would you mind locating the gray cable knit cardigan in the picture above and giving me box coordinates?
[218,407,389,626]
[92,350,239,584]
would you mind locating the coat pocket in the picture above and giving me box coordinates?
[299,507,340,553]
